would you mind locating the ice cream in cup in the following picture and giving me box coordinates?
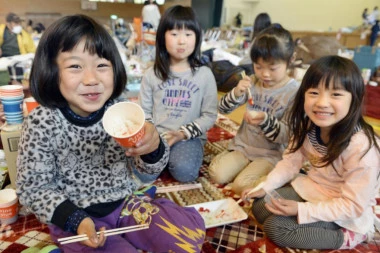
[102,102,146,148]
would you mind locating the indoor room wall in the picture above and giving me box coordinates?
[222,0,380,32]
[0,0,378,33]
[0,0,191,29]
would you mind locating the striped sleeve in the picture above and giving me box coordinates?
[180,122,203,139]
[219,88,246,114]
[259,113,281,141]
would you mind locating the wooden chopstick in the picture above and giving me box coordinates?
[238,181,266,204]
[58,224,149,244]
[241,71,253,105]
[156,183,202,193]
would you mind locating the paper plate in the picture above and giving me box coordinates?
[187,198,248,228]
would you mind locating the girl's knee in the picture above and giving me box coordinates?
[169,162,200,182]
[263,215,296,247]
[133,198,206,252]
[208,151,243,184]
[208,161,227,184]
[251,197,267,224]
[230,180,246,195]
[171,171,199,182]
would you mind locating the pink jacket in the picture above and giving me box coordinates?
[263,130,380,235]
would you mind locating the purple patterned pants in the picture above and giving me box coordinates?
[49,197,206,253]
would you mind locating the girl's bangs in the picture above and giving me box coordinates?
[306,67,347,91]
[167,17,197,32]
[83,36,106,57]
[60,33,111,60]
[304,56,362,92]
[252,37,288,62]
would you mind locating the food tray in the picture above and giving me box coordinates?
[187,198,248,228]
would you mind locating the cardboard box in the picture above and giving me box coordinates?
[0,125,21,189]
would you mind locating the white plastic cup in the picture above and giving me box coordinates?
[102,102,145,147]
[362,68,371,85]
[0,189,19,225]
[264,189,282,204]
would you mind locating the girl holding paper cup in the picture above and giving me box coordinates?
[16,14,205,252]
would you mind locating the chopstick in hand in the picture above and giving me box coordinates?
[238,181,266,204]
[58,224,149,245]
[241,71,254,106]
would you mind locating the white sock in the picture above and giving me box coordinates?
[339,228,367,249]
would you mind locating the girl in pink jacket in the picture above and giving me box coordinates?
[242,55,380,250]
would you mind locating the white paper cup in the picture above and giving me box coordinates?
[24,97,39,113]
[102,102,145,147]
[0,189,19,225]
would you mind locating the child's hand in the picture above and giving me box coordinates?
[241,187,266,204]
[265,198,298,216]
[125,122,160,156]
[234,76,252,98]
[243,111,265,126]
[162,130,186,147]
[76,217,106,248]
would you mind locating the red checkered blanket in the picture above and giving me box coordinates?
[1,115,379,253]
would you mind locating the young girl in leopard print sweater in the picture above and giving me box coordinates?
[16,14,205,253]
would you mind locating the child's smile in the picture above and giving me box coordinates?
[57,39,114,117]
[304,82,352,136]
[81,92,101,101]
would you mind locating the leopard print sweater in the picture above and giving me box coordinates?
[16,100,169,224]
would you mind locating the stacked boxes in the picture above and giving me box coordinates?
[0,125,21,189]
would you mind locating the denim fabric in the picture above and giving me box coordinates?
[167,138,203,182]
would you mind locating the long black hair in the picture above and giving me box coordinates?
[288,55,380,167]
[154,5,202,81]
[251,12,271,41]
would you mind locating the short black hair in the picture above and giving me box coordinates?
[6,13,21,23]
[250,25,294,66]
[30,14,127,108]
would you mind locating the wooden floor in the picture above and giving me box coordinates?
[364,116,380,136]
[217,92,245,124]
[218,92,380,136]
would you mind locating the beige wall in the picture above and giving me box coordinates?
[0,0,378,32]
[222,0,379,31]
[0,0,191,29]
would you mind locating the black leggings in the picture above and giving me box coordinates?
[251,186,344,249]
